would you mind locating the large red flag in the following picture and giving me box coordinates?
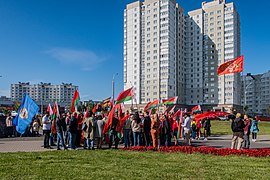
[218,55,244,76]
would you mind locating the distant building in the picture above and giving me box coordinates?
[0,96,14,107]
[10,82,78,109]
[242,71,270,116]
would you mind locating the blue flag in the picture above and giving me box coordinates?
[13,94,40,134]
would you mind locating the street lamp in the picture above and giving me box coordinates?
[112,73,118,102]
[243,73,255,113]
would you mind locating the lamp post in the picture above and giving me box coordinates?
[243,73,255,113]
[112,73,118,102]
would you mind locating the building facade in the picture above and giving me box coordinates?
[242,71,270,116]
[124,0,241,112]
[10,82,78,108]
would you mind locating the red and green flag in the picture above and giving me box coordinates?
[71,89,80,112]
[47,103,53,116]
[115,87,133,104]
[92,104,99,113]
[144,100,159,110]
[162,96,178,105]
[192,105,201,113]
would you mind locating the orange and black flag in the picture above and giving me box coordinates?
[218,55,244,76]
[102,97,111,108]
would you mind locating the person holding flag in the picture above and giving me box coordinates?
[56,113,67,150]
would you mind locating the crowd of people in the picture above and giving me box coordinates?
[38,109,217,150]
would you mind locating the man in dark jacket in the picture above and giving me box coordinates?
[56,113,67,150]
[109,112,119,149]
[68,112,78,150]
[143,111,151,146]
[231,113,245,150]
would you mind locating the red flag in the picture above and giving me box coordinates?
[192,105,201,113]
[115,87,133,104]
[110,97,114,107]
[84,109,89,118]
[218,55,244,76]
[162,96,178,105]
[144,102,151,112]
[172,109,181,120]
[103,104,121,134]
[47,104,53,115]
[71,89,80,112]
[144,100,159,110]
[92,104,99,113]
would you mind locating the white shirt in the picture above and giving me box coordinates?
[182,117,191,131]
[42,115,51,130]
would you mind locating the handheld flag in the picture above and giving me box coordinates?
[92,104,99,113]
[13,94,39,134]
[162,96,178,105]
[115,87,133,104]
[71,89,80,112]
[218,55,244,76]
[47,104,53,116]
[192,105,201,113]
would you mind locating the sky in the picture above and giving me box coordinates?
[0,0,269,101]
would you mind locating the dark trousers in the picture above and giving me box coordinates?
[144,131,151,146]
[243,133,250,149]
[109,130,119,149]
[43,130,50,148]
[123,129,130,148]
[165,134,170,147]
[252,133,257,140]
[76,130,82,147]
[69,132,77,149]
[133,132,141,146]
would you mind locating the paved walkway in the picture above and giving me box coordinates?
[0,135,269,153]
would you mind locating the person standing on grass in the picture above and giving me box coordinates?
[123,111,131,148]
[56,114,67,150]
[109,112,119,149]
[42,112,51,149]
[69,112,78,150]
[182,114,191,146]
[83,112,95,150]
[143,111,151,147]
[65,112,71,146]
[231,113,245,150]
[151,109,160,150]
[131,112,142,146]
[95,114,105,149]
[250,118,259,142]
[243,114,251,149]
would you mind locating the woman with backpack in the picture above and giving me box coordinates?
[250,118,259,142]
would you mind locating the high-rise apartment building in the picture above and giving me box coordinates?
[124,0,186,105]
[124,0,241,111]
[10,82,78,107]
[186,0,241,111]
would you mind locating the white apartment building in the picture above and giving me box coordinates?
[242,71,270,116]
[10,82,78,107]
[124,0,241,111]
[186,0,241,111]
[124,0,185,105]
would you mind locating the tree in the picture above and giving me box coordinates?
[14,102,21,112]
[244,105,249,114]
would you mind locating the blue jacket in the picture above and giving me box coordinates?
[250,120,259,133]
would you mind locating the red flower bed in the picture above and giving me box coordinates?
[123,146,270,157]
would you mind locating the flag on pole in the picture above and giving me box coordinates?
[71,89,80,112]
[115,87,133,104]
[92,104,99,113]
[192,105,201,113]
[144,100,159,110]
[13,94,39,134]
[51,102,60,120]
[47,104,53,116]
[169,105,176,114]
[110,96,114,108]
[218,55,244,76]
[162,96,178,105]
[102,97,111,109]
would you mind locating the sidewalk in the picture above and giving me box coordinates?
[0,135,269,153]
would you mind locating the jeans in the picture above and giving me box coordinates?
[69,132,77,149]
[109,130,119,149]
[192,130,197,139]
[43,130,50,148]
[84,138,94,150]
[243,133,250,149]
[64,131,69,145]
[144,131,151,146]
[57,132,66,149]
[164,134,170,147]
[133,132,141,146]
[123,129,130,148]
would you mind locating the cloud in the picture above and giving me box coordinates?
[45,48,107,71]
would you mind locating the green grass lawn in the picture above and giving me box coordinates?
[0,150,270,179]
[211,120,270,135]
